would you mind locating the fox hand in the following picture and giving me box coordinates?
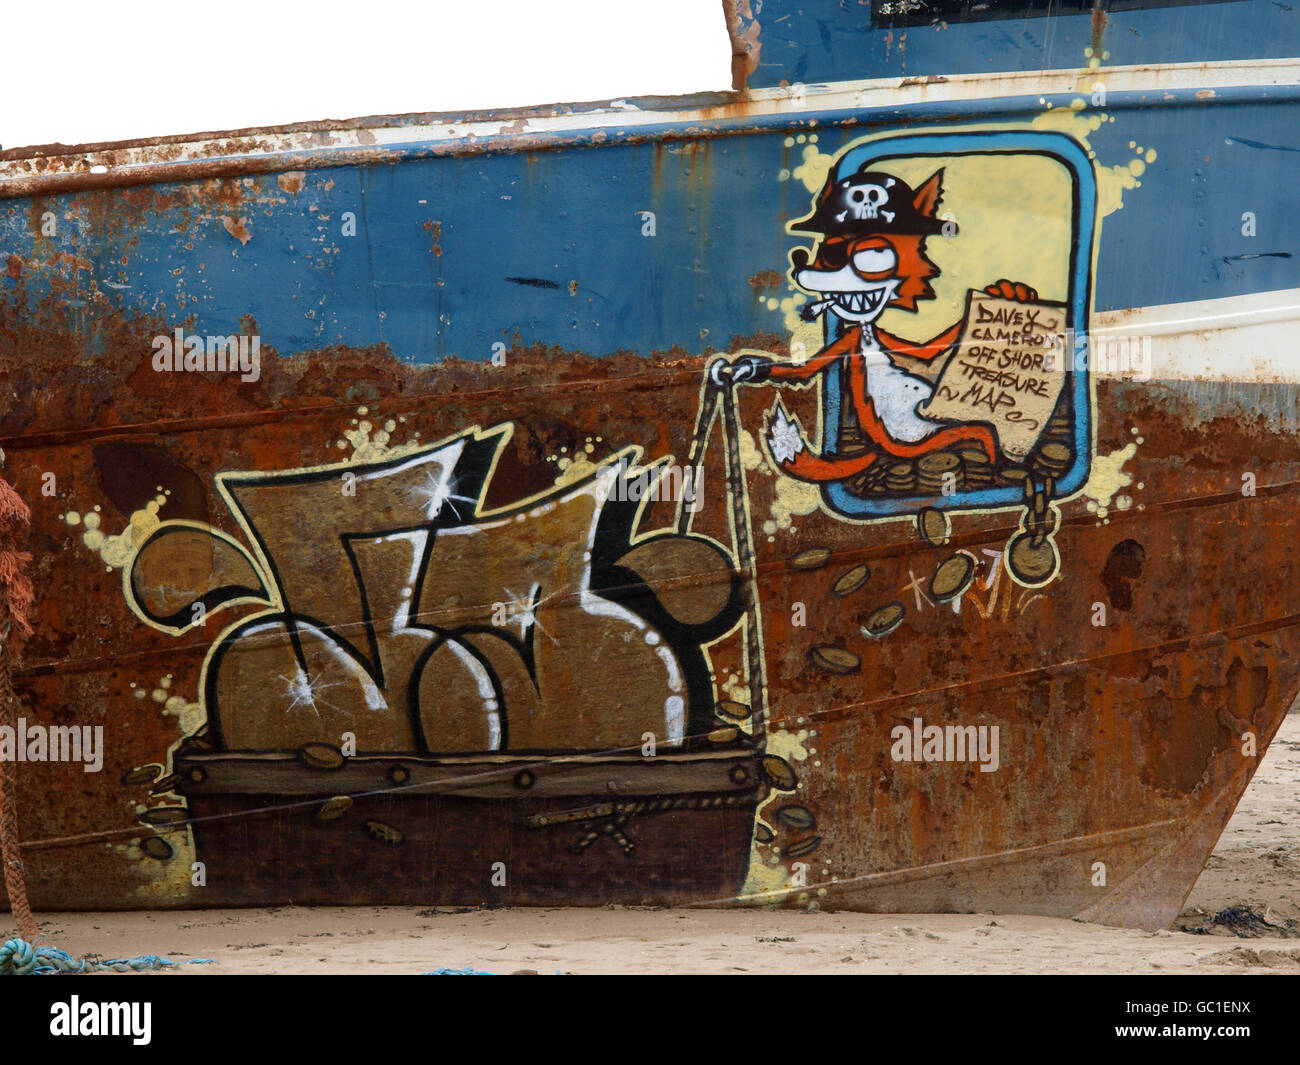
[984,279,1039,302]
[709,354,773,387]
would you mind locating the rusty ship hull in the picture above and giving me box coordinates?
[0,1,1298,929]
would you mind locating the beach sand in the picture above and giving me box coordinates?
[27,711,1300,975]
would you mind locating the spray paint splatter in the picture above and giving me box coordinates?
[1031,99,1155,219]
[335,407,422,462]
[547,436,604,487]
[1082,441,1139,520]
[740,724,814,907]
[63,493,169,570]
[121,673,202,901]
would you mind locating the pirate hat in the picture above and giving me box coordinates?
[791,165,950,238]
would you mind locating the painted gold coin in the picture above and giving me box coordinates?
[784,835,823,858]
[149,773,182,795]
[861,601,905,638]
[121,764,163,786]
[917,452,960,475]
[777,805,817,830]
[716,700,752,724]
[365,820,403,845]
[299,743,346,770]
[1006,533,1060,586]
[918,507,948,546]
[761,754,799,791]
[139,807,187,826]
[930,554,975,603]
[141,836,173,861]
[790,547,832,571]
[317,795,353,822]
[831,563,870,597]
[1038,442,1073,468]
[810,644,860,674]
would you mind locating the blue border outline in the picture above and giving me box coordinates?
[810,130,1096,520]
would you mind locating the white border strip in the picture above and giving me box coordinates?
[2,57,1297,183]
[1092,287,1300,384]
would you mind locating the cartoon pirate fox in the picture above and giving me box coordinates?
[712,165,1039,482]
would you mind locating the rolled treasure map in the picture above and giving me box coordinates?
[917,289,1069,461]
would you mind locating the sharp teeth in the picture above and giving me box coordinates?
[835,292,876,314]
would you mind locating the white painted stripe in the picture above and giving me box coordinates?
[1091,287,1300,384]
[778,57,1300,107]
[2,58,1297,184]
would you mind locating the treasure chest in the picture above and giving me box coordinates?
[158,431,779,906]
[174,738,768,907]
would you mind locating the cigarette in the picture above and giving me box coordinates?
[801,298,835,321]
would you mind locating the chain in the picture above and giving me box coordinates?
[677,381,722,537]
[1024,473,1057,547]
[673,368,767,747]
[719,382,767,747]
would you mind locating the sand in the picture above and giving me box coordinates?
[26,712,1300,975]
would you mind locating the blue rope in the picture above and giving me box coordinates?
[423,966,494,975]
[0,938,212,975]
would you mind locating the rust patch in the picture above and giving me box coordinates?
[748,269,782,288]
[0,94,788,202]
[728,329,788,355]
[222,216,252,245]
[5,254,20,279]
[1090,7,1107,57]
[1145,658,1268,794]
[722,0,762,93]
[424,219,443,257]
[276,171,306,196]
[899,75,949,89]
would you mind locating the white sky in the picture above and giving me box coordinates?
[1,0,732,150]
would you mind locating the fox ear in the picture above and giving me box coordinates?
[912,168,945,217]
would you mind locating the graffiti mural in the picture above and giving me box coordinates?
[66,126,1100,908]
[128,427,744,753]
[112,420,776,903]
[35,93,1286,926]
[4,0,1299,935]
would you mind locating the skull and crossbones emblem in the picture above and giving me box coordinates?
[836,176,896,224]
